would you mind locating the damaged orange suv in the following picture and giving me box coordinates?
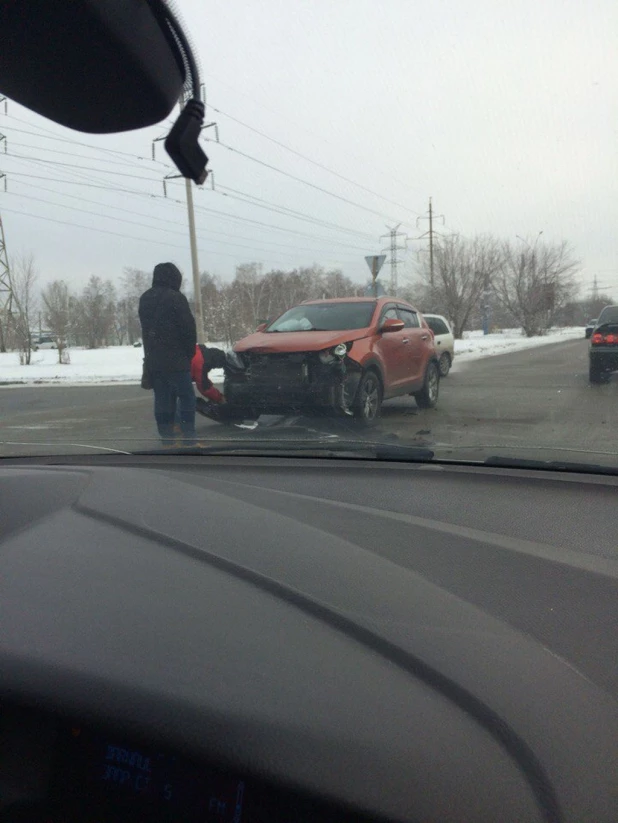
[225,297,440,424]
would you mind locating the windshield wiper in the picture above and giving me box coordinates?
[484,455,618,476]
[132,440,435,462]
[269,327,327,332]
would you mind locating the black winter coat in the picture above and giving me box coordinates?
[138,263,197,373]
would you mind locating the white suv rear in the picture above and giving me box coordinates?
[422,314,455,376]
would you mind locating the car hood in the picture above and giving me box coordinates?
[234,327,371,354]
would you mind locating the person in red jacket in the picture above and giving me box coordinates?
[191,344,226,405]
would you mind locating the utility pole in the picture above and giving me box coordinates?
[380,224,407,296]
[184,174,204,341]
[153,94,218,344]
[416,198,444,290]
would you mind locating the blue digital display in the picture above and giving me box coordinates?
[52,725,246,822]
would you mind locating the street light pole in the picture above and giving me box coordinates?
[184,173,205,344]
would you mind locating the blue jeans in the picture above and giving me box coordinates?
[151,371,196,443]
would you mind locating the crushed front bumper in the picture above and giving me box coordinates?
[224,352,362,414]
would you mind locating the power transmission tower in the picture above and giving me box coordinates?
[380,224,407,296]
[0,95,6,114]
[0,210,17,352]
[587,275,609,306]
[416,197,444,289]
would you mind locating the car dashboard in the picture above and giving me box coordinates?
[1,704,374,823]
[1,454,618,823]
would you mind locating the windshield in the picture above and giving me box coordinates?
[0,1,616,469]
[267,303,375,332]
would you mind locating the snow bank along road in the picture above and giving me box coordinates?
[2,335,618,464]
[0,327,584,386]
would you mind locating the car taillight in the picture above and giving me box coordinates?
[591,332,618,345]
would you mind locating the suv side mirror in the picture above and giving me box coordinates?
[255,323,268,333]
[380,318,405,333]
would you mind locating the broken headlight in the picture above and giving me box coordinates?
[319,343,349,364]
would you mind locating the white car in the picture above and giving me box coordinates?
[33,334,57,350]
[422,314,455,376]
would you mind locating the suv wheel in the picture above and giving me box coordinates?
[414,361,440,408]
[439,352,451,377]
[353,370,383,425]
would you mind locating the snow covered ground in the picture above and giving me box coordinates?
[453,326,585,366]
[0,328,585,386]
[0,345,227,386]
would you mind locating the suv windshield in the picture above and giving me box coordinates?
[267,303,375,332]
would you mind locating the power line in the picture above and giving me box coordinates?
[6,124,383,245]
[11,179,363,254]
[212,140,405,223]
[0,206,356,267]
[210,104,423,218]
[4,170,372,248]
[3,189,360,261]
[204,79,427,204]
[10,147,376,243]
[215,185,375,241]
[5,152,164,183]
[4,139,169,173]
[1,116,168,166]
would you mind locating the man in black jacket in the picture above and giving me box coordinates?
[139,262,197,444]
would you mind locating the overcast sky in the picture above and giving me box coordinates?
[1,0,616,297]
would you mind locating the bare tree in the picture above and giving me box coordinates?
[119,267,150,344]
[42,280,71,363]
[414,234,503,338]
[73,275,116,349]
[492,239,580,336]
[11,254,38,364]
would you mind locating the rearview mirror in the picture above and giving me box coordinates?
[380,318,405,333]
[255,323,268,333]
[0,0,187,133]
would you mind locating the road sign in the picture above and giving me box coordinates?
[365,255,386,297]
[365,255,386,277]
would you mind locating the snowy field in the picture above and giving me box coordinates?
[0,328,586,386]
[0,345,227,387]
[453,326,585,365]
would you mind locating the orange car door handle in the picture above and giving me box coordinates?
[421,334,429,340]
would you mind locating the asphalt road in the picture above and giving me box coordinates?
[2,336,618,461]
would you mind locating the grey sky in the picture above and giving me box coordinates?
[0,0,615,297]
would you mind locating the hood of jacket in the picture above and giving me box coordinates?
[152,262,182,291]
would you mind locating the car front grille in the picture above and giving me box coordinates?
[244,352,310,384]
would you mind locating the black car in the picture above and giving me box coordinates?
[585,319,597,339]
[589,306,618,382]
